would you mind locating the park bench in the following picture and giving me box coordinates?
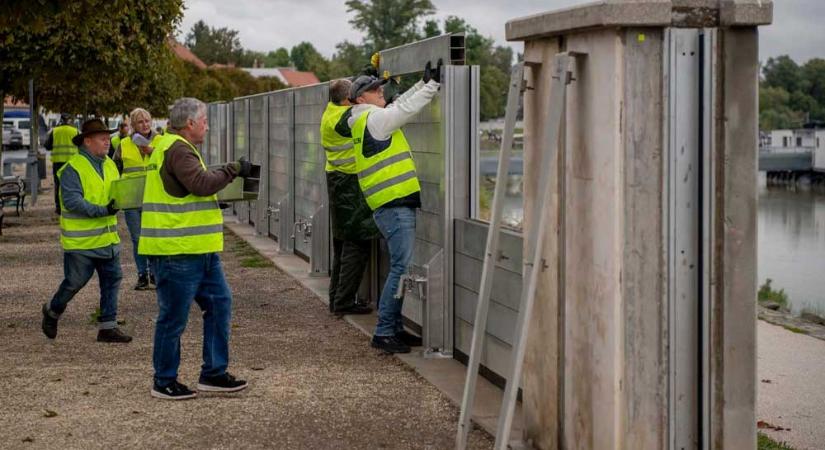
[0,176,26,216]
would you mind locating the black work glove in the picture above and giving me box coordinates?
[423,59,444,84]
[236,156,253,178]
[106,199,119,216]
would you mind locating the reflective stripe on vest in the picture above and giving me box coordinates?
[120,134,163,178]
[137,133,224,256]
[57,154,120,250]
[352,109,421,210]
[321,103,357,174]
[51,125,79,163]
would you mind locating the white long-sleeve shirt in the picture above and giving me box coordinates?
[347,79,441,141]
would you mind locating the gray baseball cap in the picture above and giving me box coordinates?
[349,75,388,101]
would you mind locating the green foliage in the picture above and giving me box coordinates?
[758,433,795,450]
[185,19,243,65]
[760,56,825,129]
[758,279,789,308]
[0,0,184,116]
[345,0,435,52]
[265,48,291,67]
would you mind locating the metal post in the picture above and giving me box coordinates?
[494,53,575,450]
[27,79,39,204]
[456,63,524,450]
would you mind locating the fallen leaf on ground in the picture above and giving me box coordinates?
[43,410,58,418]
[757,420,789,431]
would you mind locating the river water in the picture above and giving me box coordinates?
[482,171,825,316]
[758,174,825,315]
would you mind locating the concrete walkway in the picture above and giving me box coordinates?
[0,174,493,449]
[758,320,825,450]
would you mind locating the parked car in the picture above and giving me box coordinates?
[3,117,31,148]
[2,123,24,150]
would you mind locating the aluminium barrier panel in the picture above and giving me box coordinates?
[248,94,269,232]
[232,98,250,222]
[267,89,295,251]
[292,83,331,275]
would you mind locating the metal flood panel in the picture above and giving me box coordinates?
[249,95,268,231]
[233,99,250,222]
[453,219,523,376]
[292,84,330,275]
[665,28,703,449]
[268,90,294,251]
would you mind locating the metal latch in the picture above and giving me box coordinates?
[395,273,426,300]
[290,218,312,243]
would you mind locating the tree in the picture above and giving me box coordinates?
[423,19,440,38]
[185,19,243,65]
[329,41,369,79]
[763,56,808,94]
[0,0,185,116]
[290,42,332,80]
[265,48,291,67]
[345,0,435,52]
[802,58,825,119]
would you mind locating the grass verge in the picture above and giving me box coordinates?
[758,432,795,450]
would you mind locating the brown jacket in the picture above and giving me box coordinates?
[161,136,237,198]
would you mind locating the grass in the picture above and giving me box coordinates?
[226,232,274,268]
[759,278,789,309]
[758,432,796,450]
[782,324,809,335]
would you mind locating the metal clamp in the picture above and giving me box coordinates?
[289,219,312,243]
[395,273,427,300]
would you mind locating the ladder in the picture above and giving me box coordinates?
[456,52,577,450]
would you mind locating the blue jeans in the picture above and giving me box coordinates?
[124,209,149,277]
[150,253,232,387]
[373,206,416,337]
[49,252,122,329]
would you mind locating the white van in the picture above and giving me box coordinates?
[2,118,31,148]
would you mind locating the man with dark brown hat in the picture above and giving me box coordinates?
[41,118,132,343]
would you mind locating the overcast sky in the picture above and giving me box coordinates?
[177,0,825,64]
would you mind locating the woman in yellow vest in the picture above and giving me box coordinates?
[113,108,163,290]
[347,62,441,354]
[41,118,132,343]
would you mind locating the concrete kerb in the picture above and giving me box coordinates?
[225,219,523,440]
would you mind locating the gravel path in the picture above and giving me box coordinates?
[758,320,825,450]
[0,173,492,449]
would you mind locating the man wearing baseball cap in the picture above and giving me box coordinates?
[41,118,132,343]
[348,60,442,354]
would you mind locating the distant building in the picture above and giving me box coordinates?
[167,39,207,69]
[768,129,817,152]
[241,68,320,87]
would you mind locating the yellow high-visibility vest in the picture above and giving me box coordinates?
[352,109,421,210]
[51,125,79,163]
[119,134,163,178]
[57,154,120,250]
[321,103,357,174]
[138,133,224,256]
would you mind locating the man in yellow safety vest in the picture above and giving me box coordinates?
[321,78,379,316]
[139,97,252,400]
[44,113,79,214]
[41,118,132,343]
[348,61,441,354]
